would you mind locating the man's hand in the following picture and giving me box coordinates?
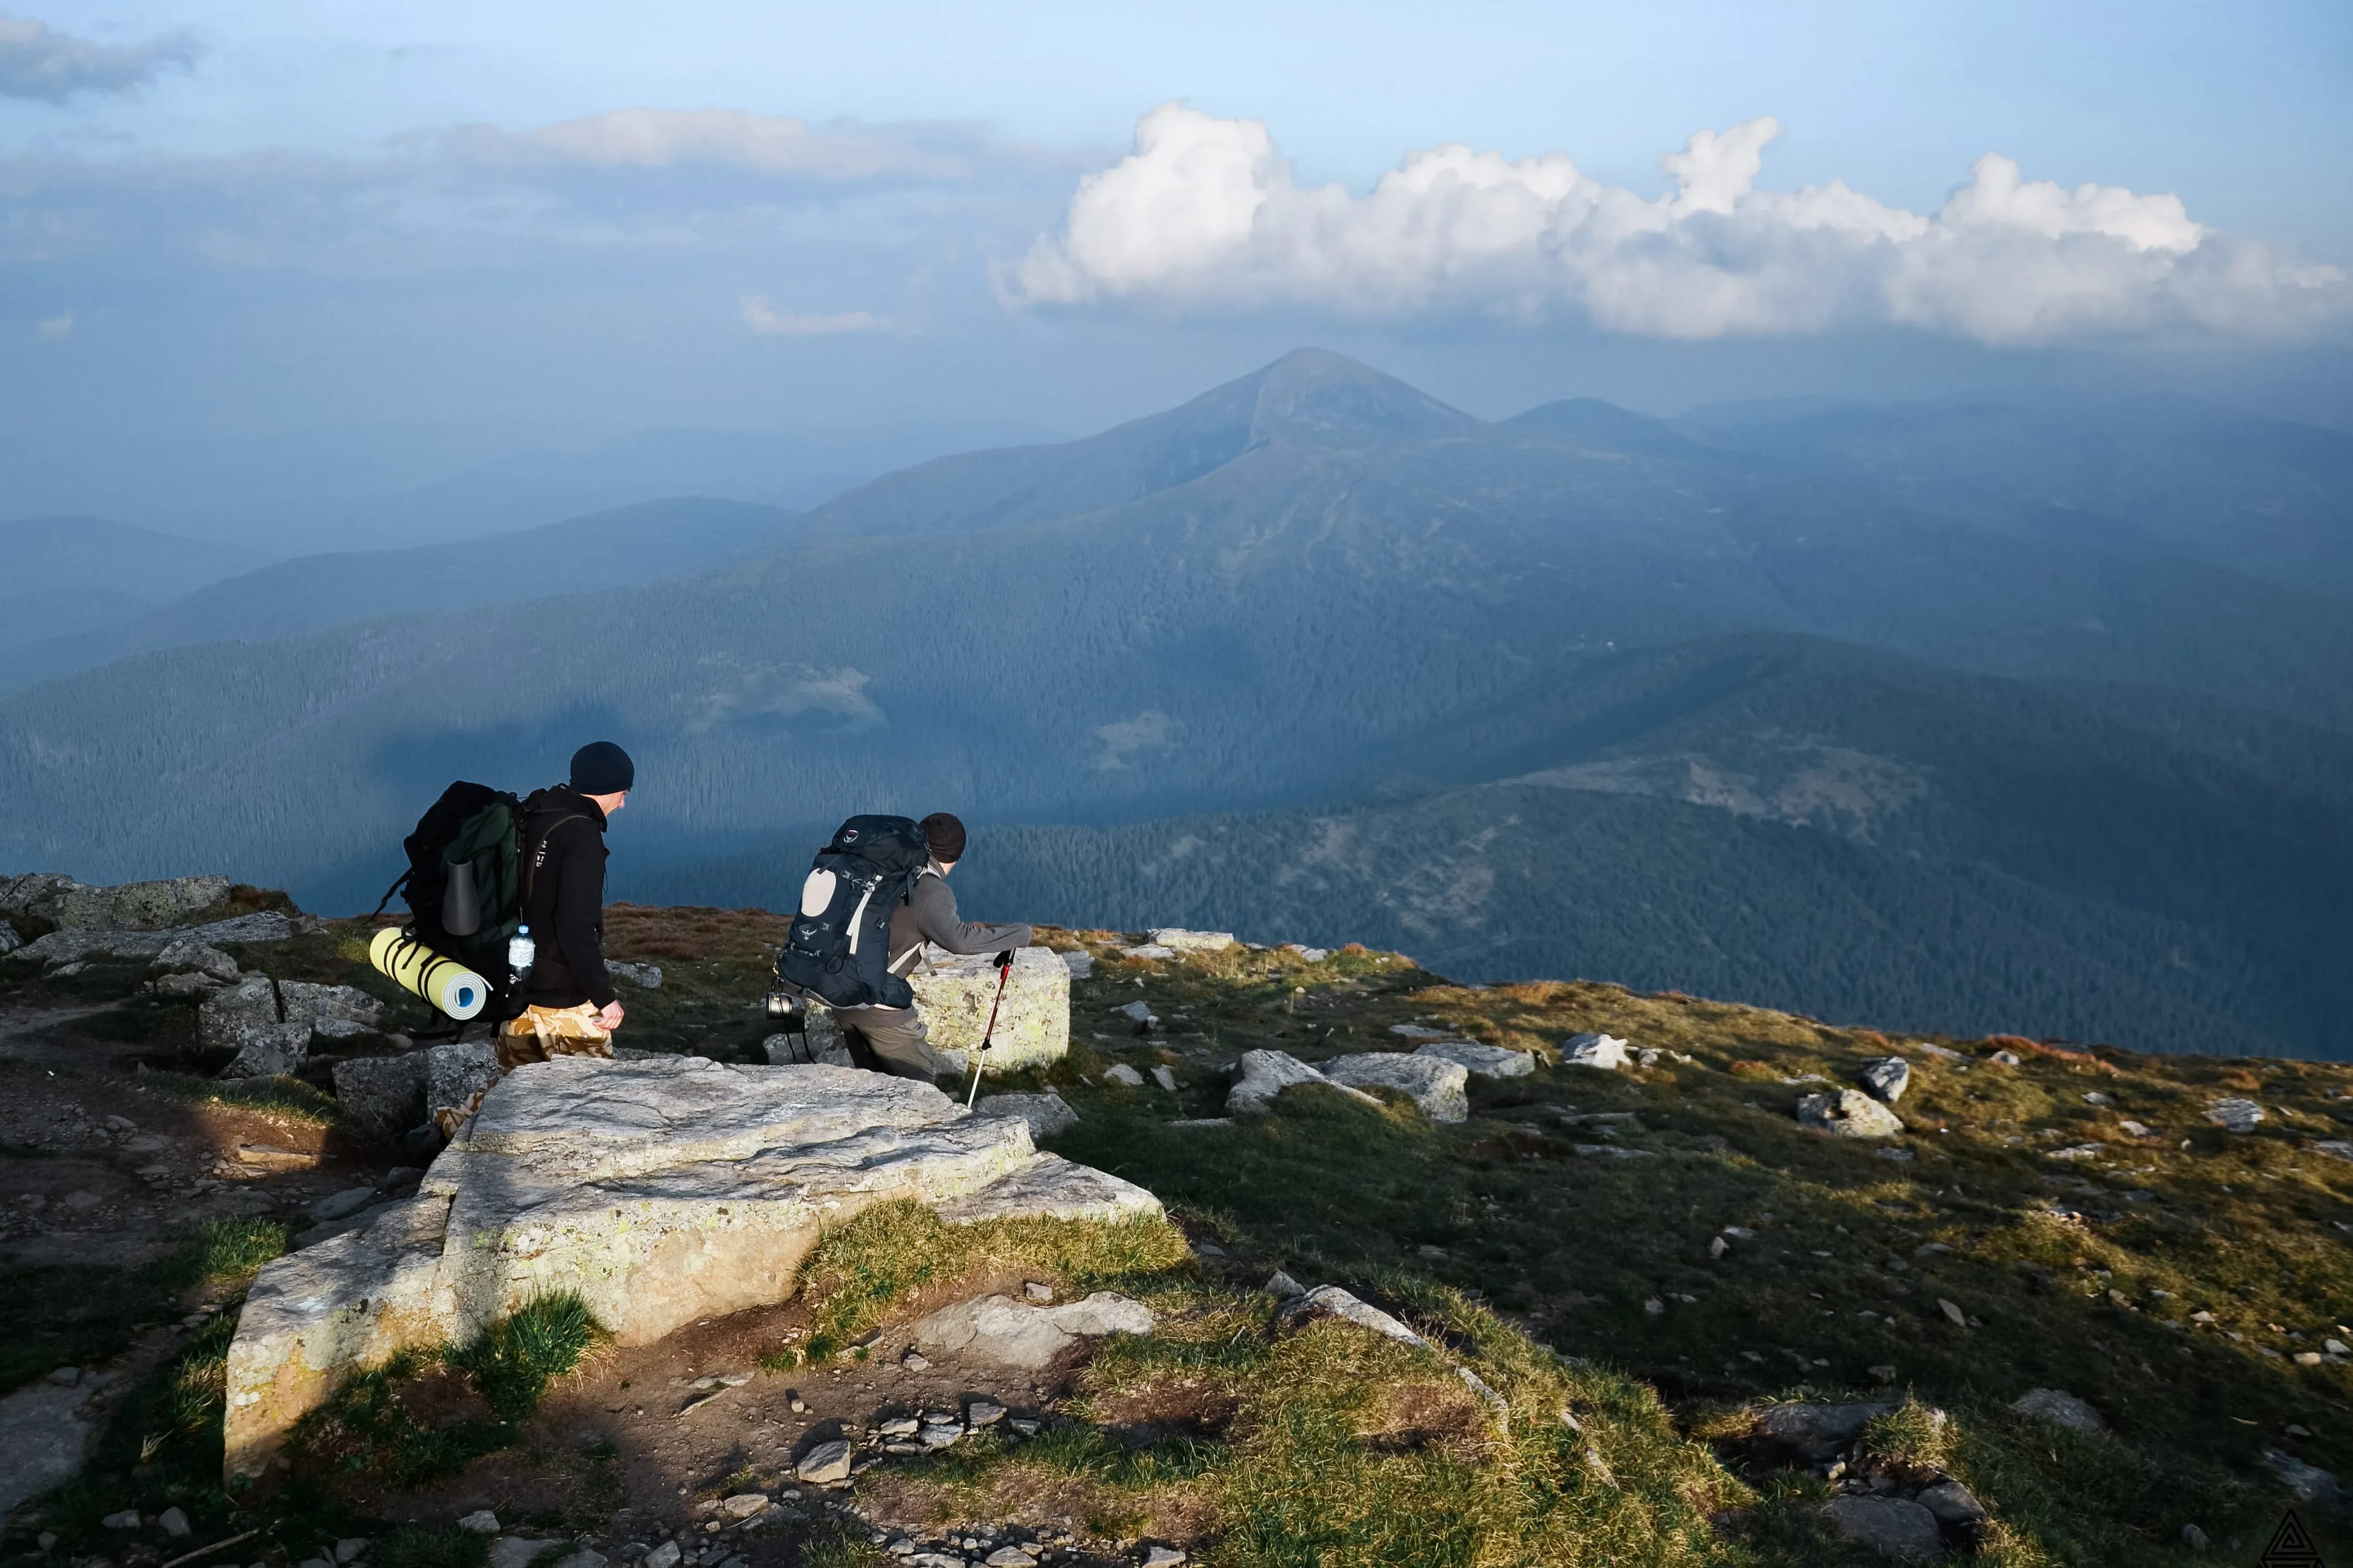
[597,1000,626,1032]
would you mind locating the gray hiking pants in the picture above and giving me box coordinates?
[834,1004,950,1081]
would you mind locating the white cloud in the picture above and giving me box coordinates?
[692,664,884,732]
[1014,104,2346,343]
[436,108,978,182]
[0,12,198,101]
[1093,708,1180,770]
[34,309,70,338]
[740,296,882,336]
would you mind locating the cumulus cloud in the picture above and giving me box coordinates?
[35,310,70,338]
[1014,105,2345,343]
[0,12,197,101]
[740,296,882,335]
[1093,708,1180,770]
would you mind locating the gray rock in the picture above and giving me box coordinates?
[225,1021,315,1080]
[0,1374,99,1522]
[1412,1039,1534,1078]
[911,947,1069,1077]
[1798,1089,1906,1139]
[0,872,232,931]
[1058,949,1094,979]
[1914,1480,1987,1526]
[335,1539,369,1561]
[1148,928,1233,952]
[224,1059,1157,1483]
[973,1092,1079,1141]
[965,1398,1006,1427]
[311,1187,379,1224]
[458,1512,500,1534]
[605,961,664,990]
[102,1510,142,1530]
[1563,1032,1632,1070]
[207,975,386,1074]
[2264,1449,2346,1506]
[1140,1550,1186,1568]
[2205,1097,2264,1133]
[1278,1285,1431,1350]
[426,1040,500,1115]
[1150,1065,1178,1093]
[1755,1402,1897,1448]
[908,1291,1155,1369]
[1861,1057,1911,1104]
[1116,1000,1156,1024]
[1319,1052,1469,1122]
[1122,944,1178,960]
[1264,1270,1305,1300]
[152,970,225,1000]
[2179,1523,2210,1550]
[2010,1387,2104,1433]
[1821,1495,1945,1562]
[152,939,238,982]
[1285,944,1330,962]
[0,923,18,958]
[1226,1050,1381,1116]
[1104,1064,1146,1088]
[642,1542,681,1568]
[333,1054,430,1137]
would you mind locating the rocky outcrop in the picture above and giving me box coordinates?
[912,947,1070,1075]
[203,975,386,1077]
[333,1053,429,1137]
[907,1292,1156,1369]
[1412,1039,1533,1078]
[1564,1032,1632,1069]
[0,872,232,931]
[1861,1057,1911,1104]
[1319,1051,1469,1121]
[222,1058,1159,1485]
[1797,1089,1905,1138]
[1226,1050,1381,1116]
[6,912,294,969]
[973,1091,1079,1140]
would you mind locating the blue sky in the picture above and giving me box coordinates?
[3,1,2349,543]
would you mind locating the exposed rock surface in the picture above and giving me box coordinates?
[1862,1057,1911,1104]
[1412,1039,1533,1078]
[0,924,17,958]
[151,939,238,981]
[1319,1051,1469,1121]
[605,961,663,990]
[1798,1089,1905,1138]
[1821,1495,1945,1562]
[1226,1050,1380,1116]
[333,1053,430,1136]
[1148,929,1233,953]
[1563,1032,1632,1069]
[907,1292,1156,1369]
[0,872,232,931]
[911,947,1069,1075]
[972,1091,1079,1141]
[2205,1097,2264,1132]
[426,1040,500,1113]
[223,1058,1156,1484]
[7,912,294,969]
[204,975,385,1076]
[0,1373,104,1521]
[2010,1387,2103,1433]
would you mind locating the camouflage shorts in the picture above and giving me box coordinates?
[433,1003,613,1137]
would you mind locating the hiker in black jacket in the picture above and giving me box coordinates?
[834,812,1032,1079]
[431,741,632,1137]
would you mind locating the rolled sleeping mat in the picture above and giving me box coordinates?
[368,925,490,1021]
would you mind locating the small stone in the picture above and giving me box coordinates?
[2011,1388,2104,1433]
[1987,1049,2022,1066]
[46,1366,81,1387]
[1104,1064,1146,1088]
[1860,1058,1910,1104]
[1820,1495,1943,1562]
[102,1511,142,1531]
[2297,1351,2324,1366]
[1644,1297,1666,1316]
[335,1540,369,1562]
[1150,1066,1178,1093]
[1915,1480,1987,1526]
[966,1399,1007,1427]
[1264,1270,1305,1300]
[157,1508,192,1539]
[2205,1097,2264,1132]
[1008,1418,1040,1436]
[1023,1281,1055,1303]
[2179,1523,2210,1551]
[878,1416,920,1436]
[797,1439,854,1484]
[1563,1032,1631,1070]
[1939,1298,1968,1328]
[1798,1089,1904,1139]
[901,1348,932,1372]
[642,1543,682,1568]
[1140,1550,1187,1568]
[1869,1365,1898,1383]
[718,1494,768,1520]
[458,1512,501,1535]
[984,1550,1036,1567]
[787,1392,808,1413]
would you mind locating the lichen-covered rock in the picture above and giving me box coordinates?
[907,1291,1156,1369]
[226,1021,314,1079]
[0,872,232,931]
[912,947,1069,1075]
[205,976,386,1074]
[1319,1051,1469,1122]
[1412,1039,1533,1078]
[1861,1056,1911,1104]
[225,1057,1157,1484]
[1148,928,1233,953]
[1564,1032,1632,1069]
[974,1091,1079,1140]
[425,1040,498,1114]
[2205,1097,2264,1132]
[333,1054,429,1136]
[1797,1089,1905,1138]
[1821,1496,1944,1562]
[2010,1387,2103,1433]
[9,912,292,970]
[1226,1050,1380,1116]
[151,939,238,982]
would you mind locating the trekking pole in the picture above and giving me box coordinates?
[965,950,1015,1109]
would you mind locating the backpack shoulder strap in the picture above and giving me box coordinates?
[520,812,593,908]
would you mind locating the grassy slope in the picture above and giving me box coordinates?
[9,900,2351,1566]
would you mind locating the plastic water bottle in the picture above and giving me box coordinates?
[508,924,536,977]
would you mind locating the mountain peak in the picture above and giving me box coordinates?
[1241,348,1481,448]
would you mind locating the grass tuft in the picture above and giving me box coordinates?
[371,1523,494,1568]
[443,1292,606,1422]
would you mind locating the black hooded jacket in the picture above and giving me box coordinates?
[518,786,614,1009]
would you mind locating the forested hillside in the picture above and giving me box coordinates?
[3,352,2348,1056]
[0,515,261,652]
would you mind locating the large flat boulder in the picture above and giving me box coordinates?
[912,946,1069,1076]
[0,872,232,931]
[1320,1051,1469,1121]
[223,1057,1156,1485]
[6,912,294,970]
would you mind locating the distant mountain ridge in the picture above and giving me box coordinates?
[2,349,2348,1056]
[0,516,262,653]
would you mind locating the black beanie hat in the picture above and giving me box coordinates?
[920,812,966,863]
[570,741,634,795]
